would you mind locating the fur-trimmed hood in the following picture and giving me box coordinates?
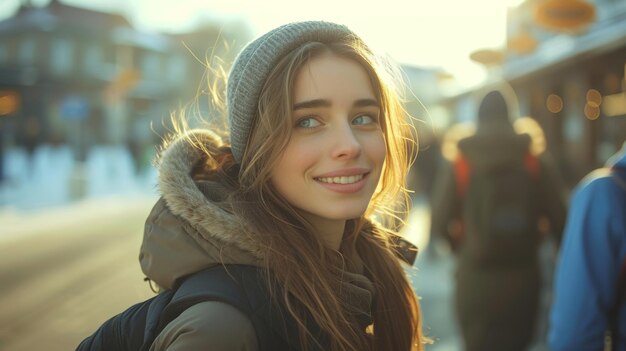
[139,130,261,289]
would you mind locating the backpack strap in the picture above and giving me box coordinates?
[450,153,471,248]
[139,291,175,351]
[454,154,471,198]
[611,258,626,351]
[155,265,281,350]
[609,167,626,351]
[78,265,324,351]
[524,152,540,180]
[77,289,176,351]
[454,151,539,197]
[153,264,327,351]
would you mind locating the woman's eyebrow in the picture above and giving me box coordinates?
[353,99,379,108]
[293,99,331,110]
[293,98,379,111]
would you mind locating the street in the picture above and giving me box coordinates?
[0,196,460,350]
[0,197,156,351]
[0,196,553,351]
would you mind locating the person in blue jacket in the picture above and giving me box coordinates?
[549,141,626,351]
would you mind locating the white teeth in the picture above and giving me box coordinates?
[317,174,364,184]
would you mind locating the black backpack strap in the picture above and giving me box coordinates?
[609,168,626,351]
[138,291,175,351]
[154,265,263,344]
[76,291,174,351]
[78,265,327,351]
[153,264,327,351]
[158,265,256,325]
[610,259,626,351]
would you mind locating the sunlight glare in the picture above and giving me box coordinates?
[0,0,529,89]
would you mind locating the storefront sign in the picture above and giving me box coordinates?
[534,0,595,32]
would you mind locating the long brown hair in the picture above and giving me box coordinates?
[184,36,425,351]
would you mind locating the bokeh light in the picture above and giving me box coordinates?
[546,94,564,114]
[584,103,600,120]
[586,89,602,108]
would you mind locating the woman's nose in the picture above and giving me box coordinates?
[330,123,361,160]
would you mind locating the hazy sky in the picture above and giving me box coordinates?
[0,0,525,88]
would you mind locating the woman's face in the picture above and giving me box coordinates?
[270,52,386,231]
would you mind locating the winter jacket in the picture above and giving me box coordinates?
[140,130,376,351]
[549,145,626,351]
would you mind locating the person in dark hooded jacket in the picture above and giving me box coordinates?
[430,88,567,351]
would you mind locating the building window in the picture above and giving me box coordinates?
[83,44,102,75]
[51,38,73,75]
[19,38,36,64]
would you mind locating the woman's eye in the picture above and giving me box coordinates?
[297,117,321,128]
[352,114,376,125]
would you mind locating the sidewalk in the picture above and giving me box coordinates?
[405,199,555,351]
[0,195,157,243]
[1,194,461,349]
[0,195,157,351]
[403,199,462,350]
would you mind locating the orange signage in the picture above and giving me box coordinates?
[103,69,141,103]
[534,0,595,31]
[0,91,20,115]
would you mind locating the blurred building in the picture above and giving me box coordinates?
[0,0,250,165]
[437,0,626,187]
[506,0,626,185]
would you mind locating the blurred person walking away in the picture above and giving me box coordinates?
[549,142,626,351]
[430,88,567,351]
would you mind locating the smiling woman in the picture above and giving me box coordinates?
[270,52,387,246]
[78,21,426,351]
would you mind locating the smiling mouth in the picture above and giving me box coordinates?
[315,174,366,184]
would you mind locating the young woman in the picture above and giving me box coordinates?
[141,21,425,350]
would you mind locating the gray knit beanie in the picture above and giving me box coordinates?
[226,21,363,163]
